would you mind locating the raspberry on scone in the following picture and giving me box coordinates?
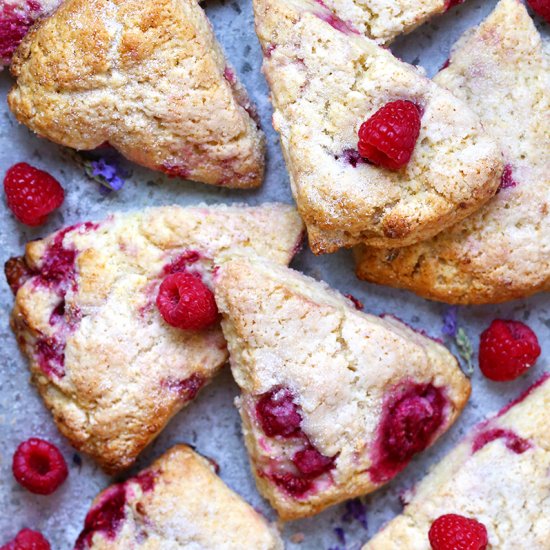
[6,204,303,473]
[214,255,470,520]
[8,0,265,188]
[315,0,464,45]
[0,0,62,66]
[364,374,550,549]
[74,445,283,549]
[255,0,502,253]
[356,0,550,304]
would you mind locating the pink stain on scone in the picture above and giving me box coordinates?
[369,382,448,483]
[161,373,205,402]
[313,0,359,35]
[472,428,531,455]
[498,164,518,190]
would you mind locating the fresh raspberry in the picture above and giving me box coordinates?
[156,272,218,330]
[358,100,421,170]
[0,529,51,550]
[4,163,64,226]
[12,438,68,495]
[479,320,541,382]
[256,387,302,438]
[527,0,550,23]
[429,514,488,550]
[292,447,335,478]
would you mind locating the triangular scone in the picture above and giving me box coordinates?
[8,0,265,188]
[75,445,283,549]
[364,375,550,549]
[1,0,62,66]
[356,0,550,304]
[214,255,470,520]
[254,0,502,253]
[317,0,461,45]
[6,204,303,474]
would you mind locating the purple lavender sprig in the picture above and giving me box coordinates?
[441,306,474,375]
[83,157,129,192]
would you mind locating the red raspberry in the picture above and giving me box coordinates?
[271,472,312,497]
[4,163,64,226]
[0,529,51,550]
[156,272,218,330]
[479,320,541,382]
[292,447,334,478]
[256,388,302,437]
[527,0,550,23]
[429,514,488,550]
[358,100,421,170]
[12,438,68,495]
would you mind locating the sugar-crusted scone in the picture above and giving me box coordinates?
[5,204,303,474]
[214,255,470,520]
[254,0,502,253]
[0,0,62,66]
[317,0,461,45]
[356,0,550,304]
[8,0,265,188]
[364,374,550,549]
[75,445,283,549]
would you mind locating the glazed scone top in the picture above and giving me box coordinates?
[319,0,456,44]
[364,375,550,549]
[255,0,502,253]
[0,0,62,65]
[8,0,265,188]
[75,445,283,549]
[356,0,550,304]
[7,204,303,473]
[215,255,470,519]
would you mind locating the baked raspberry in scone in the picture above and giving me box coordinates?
[316,0,464,45]
[364,374,550,549]
[8,0,265,188]
[0,0,61,66]
[254,0,502,253]
[75,445,283,549]
[6,204,303,474]
[356,0,550,304]
[214,255,470,520]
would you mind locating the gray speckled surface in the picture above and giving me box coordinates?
[0,0,548,548]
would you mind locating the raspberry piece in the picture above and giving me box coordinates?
[156,272,218,330]
[292,447,335,478]
[12,438,68,495]
[527,0,550,23]
[256,387,302,437]
[358,100,421,170]
[271,472,312,498]
[429,514,488,550]
[0,528,51,550]
[4,163,64,226]
[479,320,541,382]
[384,385,445,462]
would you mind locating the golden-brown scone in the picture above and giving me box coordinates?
[356,0,550,304]
[5,204,303,474]
[215,255,470,520]
[254,0,502,253]
[74,445,284,549]
[0,0,62,66]
[316,0,461,45]
[8,0,266,188]
[364,374,550,549]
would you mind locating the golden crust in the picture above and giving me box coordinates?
[79,445,284,549]
[8,0,265,188]
[254,0,502,253]
[215,255,470,520]
[8,204,303,474]
[356,0,550,304]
